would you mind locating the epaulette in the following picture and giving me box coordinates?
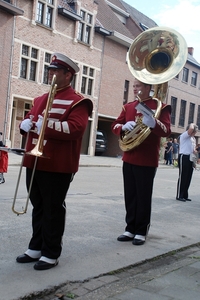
[161,103,171,109]
[123,100,137,111]
[74,90,84,98]
[161,103,171,113]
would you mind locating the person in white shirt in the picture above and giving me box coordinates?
[176,123,198,202]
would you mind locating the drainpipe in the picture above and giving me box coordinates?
[88,33,106,156]
[3,15,16,146]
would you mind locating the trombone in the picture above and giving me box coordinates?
[11,74,57,215]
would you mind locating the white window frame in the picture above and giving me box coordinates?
[20,44,39,81]
[81,65,95,96]
[182,67,189,83]
[191,71,197,86]
[36,0,55,28]
[77,9,93,45]
[43,52,51,84]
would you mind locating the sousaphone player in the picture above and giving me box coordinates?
[112,27,187,246]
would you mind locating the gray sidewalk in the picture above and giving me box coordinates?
[8,152,170,168]
[40,243,200,300]
[7,152,124,167]
[1,153,200,300]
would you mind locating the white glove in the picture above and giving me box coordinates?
[35,115,43,135]
[20,118,33,132]
[142,115,156,128]
[122,121,136,131]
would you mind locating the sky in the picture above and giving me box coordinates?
[123,0,200,63]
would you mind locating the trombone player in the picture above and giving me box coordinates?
[16,53,93,270]
[112,78,171,246]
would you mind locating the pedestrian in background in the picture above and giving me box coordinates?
[163,141,168,164]
[196,143,200,164]
[176,123,198,202]
[165,138,173,165]
[172,138,179,166]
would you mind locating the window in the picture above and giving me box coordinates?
[196,106,200,130]
[123,80,129,104]
[24,103,31,114]
[139,23,149,31]
[175,73,179,79]
[188,103,195,124]
[77,10,93,44]
[71,74,77,89]
[178,100,186,127]
[171,96,177,125]
[20,45,38,81]
[36,0,54,28]
[182,67,189,83]
[43,52,51,84]
[81,66,94,96]
[191,71,197,86]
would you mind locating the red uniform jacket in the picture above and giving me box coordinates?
[0,150,8,173]
[21,86,93,173]
[111,98,171,167]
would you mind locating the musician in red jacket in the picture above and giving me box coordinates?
[111,79,171,246]
[16,53,93,270]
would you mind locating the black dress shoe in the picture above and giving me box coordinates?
[0,178,5,184]
[132,238,145,246]
[34,260,58,270]
[117,234,133,242]
[16,254,39,263]
[185,198,192,201]
[176,197,186,202]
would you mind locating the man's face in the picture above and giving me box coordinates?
[48,68,72,88]
[133,80,149,99]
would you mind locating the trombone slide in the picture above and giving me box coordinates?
[12,74,57,215]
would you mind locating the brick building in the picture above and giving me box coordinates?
[168,50,200,139]
[0,0,23,144]
[0,0,200,157]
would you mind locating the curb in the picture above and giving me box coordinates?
[22,242,200,300]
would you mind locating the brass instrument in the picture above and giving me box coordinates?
[12,74,57,215]
[119,26,187,151]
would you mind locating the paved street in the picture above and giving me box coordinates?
[0,154,200,299]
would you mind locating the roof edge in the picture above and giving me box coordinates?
[108,30,133,47]
[0,0,24,16]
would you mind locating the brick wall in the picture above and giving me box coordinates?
[0,11,14,140]
[99,38,134,118]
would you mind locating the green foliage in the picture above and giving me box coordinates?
[66,293,75,299]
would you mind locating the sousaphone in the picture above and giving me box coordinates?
[119,26,187,152]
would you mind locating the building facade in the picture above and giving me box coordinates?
[0,0,200,157]
[169,50,200,139]
[0,0,23,144]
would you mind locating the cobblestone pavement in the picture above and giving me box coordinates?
[17,243,200,300]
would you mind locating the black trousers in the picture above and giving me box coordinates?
[176,154,193,199]
[26,168,73,259]
[122,162,156,236]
